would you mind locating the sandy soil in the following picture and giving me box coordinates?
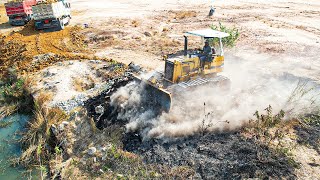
[0,0,319,178]
[32,61,93,103]
[67,0,320,82]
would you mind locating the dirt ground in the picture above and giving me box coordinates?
[69,0,320,178]
[67,0,320,81]
[1,0,319,78]
[0,0,319,179]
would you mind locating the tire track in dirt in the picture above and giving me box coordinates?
[35,34,42,54]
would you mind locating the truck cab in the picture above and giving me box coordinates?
[4,0,37,26]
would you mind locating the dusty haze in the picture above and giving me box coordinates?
[110,53,320,139]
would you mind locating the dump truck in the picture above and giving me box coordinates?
[4,0,37,26]
[133,29,231,114]
[32,0,71,30]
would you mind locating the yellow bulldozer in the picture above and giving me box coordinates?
[133,29,230,114]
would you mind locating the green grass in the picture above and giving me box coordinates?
[0,72,34,116]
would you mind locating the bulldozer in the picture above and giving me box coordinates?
[132,29,231,114]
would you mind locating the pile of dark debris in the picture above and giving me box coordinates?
[83,76,319,179]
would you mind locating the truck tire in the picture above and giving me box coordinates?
[65,17,70,26]
[59,19,65,30]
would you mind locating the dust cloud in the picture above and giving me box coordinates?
[110,53,320,139]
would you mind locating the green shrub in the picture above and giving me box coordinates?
[0,73,34,116]
[254,105,285,128]
[210,22,240,47]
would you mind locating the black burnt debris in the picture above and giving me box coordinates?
[84,76,133,129]
[84,77,298,179]
[123,132,297,179]
[295,114,320,155]
[85,77,167,130]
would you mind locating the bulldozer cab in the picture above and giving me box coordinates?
[164,29,230,83]
[185,29,229,56]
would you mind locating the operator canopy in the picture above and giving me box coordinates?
[185,29,230,38]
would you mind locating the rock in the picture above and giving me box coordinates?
[53,94,89,113]
[43,69,58,77]
[43,82,55,90]
[88,147,97,155]
[102,154,108,161]
[89,60,97,64]
[128,62,141,72]
[117,174,124,178]
[105,143,113,150]
[95,105,104,114]
[58,124,65,131]
[197,145,205,152]
[62,121,70,126]
[101,147,108,152]
[97,145,104,151]
[57,121,70,132]
[51,124,58,136]
[144,32,152,37]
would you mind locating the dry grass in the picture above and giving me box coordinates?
[151,38,182,54]
[88,117,99,133]
[73,76,95,92]
[36,92,54,105]
[19,97,69,168]
[0,104,17,119]
[131,20,141,27]
[173,10,197,19]
[73,78,85,92]
[24,106,67,145]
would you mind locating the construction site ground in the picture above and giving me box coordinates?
[0,0,320,179]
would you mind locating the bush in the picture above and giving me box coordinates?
[0,72,34,116]
[210,22,240,47]
[254,105,285,129]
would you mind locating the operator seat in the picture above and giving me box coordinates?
[212,47,217,57]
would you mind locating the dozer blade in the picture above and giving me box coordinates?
[133,75,172,114]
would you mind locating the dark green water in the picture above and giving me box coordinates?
[0,115,29,180]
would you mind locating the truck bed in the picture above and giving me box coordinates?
[32,1,70,20]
